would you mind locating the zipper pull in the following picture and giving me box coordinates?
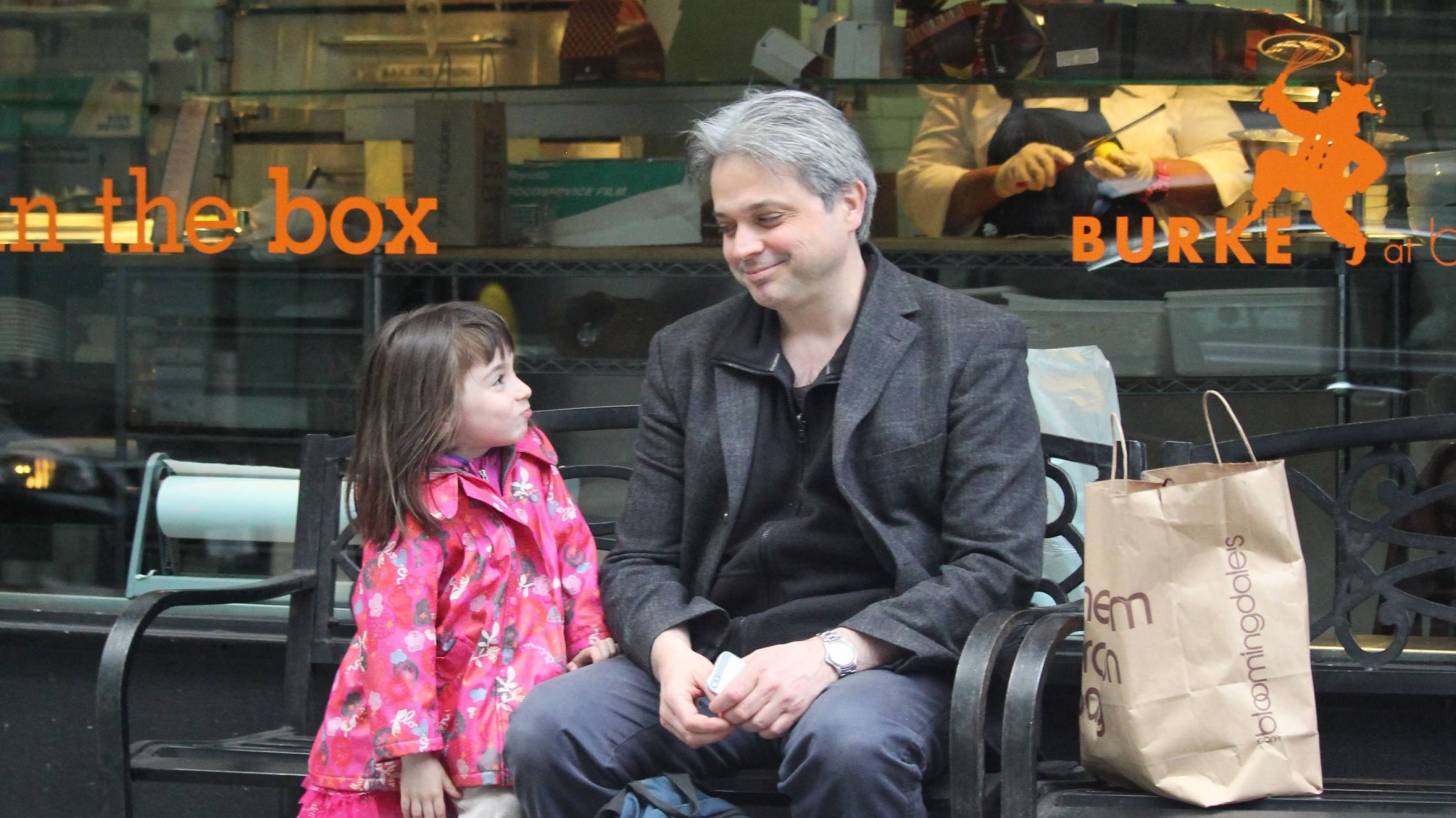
[796,411,807,445]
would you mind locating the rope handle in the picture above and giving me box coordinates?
[1202,390,1259,465]
[1109,413,1131,481]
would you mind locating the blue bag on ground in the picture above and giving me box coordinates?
[594,773,748,817]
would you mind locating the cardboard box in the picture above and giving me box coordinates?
[0,71,143,139]
[413,101,508,247]
[507,159,699,246]
[753,28,819,86]
[831,20,903,79]
[1004,294,1172,377]
[1165,287,1336,376]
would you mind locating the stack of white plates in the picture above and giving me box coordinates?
[1407,150,1456,204]
[1348,184,1390,228]
[0,297,61,363]
[1406,150,1456,232]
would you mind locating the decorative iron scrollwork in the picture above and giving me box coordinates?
[1304,446,1456,668]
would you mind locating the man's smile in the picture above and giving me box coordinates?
[740,260,785,281]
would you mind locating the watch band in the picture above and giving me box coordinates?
[818,630,859,678]
[1139,159,1172,204]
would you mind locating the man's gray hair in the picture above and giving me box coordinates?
[686,89,877,243]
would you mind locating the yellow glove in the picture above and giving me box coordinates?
[992,142,1075,199]
[1084,145,1157,198]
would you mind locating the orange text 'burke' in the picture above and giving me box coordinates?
[1073,216,1296,265]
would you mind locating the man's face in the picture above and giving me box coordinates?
[710,154,864,313]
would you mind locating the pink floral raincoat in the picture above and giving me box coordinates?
[302,426,608,795]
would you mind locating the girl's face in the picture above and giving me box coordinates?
[449,350,532,457]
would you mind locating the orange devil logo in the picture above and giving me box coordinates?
[1231,65,1386,265]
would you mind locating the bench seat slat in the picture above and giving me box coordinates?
[130,728,310,785]
[700,770,949,804]
[131,754,305,784]
[1038,779,1456,817]
[128,733,951,809]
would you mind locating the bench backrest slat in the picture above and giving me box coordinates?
[282,433,353,730]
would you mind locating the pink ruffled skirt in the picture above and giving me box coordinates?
[298,787,411,818]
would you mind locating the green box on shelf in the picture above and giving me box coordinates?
[507,159,689,243]
[0,72,144,139]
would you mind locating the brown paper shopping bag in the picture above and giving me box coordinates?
[1078,393,1322,806]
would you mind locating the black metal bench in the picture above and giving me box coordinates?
[968,414,1456,818]
[96,404,1142,818]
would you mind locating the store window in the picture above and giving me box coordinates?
[1,0,1453,629]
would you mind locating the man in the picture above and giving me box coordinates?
[898,0,1248,239]
[505,89,1045,818]
[897,82,1249,238]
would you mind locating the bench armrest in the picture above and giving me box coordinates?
[998,605,1084,818]
[949,602,1081,818]
[95,569,317,818]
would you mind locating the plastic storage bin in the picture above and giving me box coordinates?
[1165,287,1336,376]
[1002,293,1171,377]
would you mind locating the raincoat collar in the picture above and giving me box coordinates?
[424,426,557,521]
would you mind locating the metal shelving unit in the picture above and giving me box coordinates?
[1119,375,1344,396]
[109,254,370,462]
[380,255,727,279]
[375,238,1369,396]
[516,356,649,376]
[94,235,1394,464]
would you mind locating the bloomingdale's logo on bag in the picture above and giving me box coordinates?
[1080,585,1155,738]
[1073,60,1454,269]
[1080,537,1281,744]
[1225,534,1281,744]
[0,166,439,255]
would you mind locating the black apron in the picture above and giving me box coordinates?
[980,96,1153,237]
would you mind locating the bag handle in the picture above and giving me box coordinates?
[657,774,748,818]
[619,774,713,818]
[1109,413,1131,481]
[1202,390,1259,465]
[623,778,695,818]
[662,773,706,805]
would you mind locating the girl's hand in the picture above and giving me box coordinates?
[400,753,461,818]
[567,637,619,671]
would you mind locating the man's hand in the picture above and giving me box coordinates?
[400,753,461,818]
[993,142,1075,198]
[707,638,836,740]
[1084,147,1156,198]
[651,627,733,748]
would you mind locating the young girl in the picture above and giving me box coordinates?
[299,302,617,818]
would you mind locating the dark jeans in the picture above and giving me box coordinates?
[504,656,951,818]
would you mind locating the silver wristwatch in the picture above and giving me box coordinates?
[818,630,858,678]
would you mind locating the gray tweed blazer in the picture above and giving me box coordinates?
[601,246,1045,674]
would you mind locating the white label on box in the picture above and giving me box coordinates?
[1056,48,1100,68]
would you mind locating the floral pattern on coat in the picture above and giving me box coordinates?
[303,426,608,792]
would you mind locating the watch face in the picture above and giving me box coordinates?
[826,641,855,668]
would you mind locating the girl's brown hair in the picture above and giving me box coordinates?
[349,302,514,544]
